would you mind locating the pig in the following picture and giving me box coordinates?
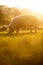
[0,15,39,35]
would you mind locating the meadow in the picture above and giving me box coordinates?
[0,30,43,65]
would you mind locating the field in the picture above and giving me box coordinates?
[0,30,43,65]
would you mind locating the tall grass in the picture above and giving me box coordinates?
[0,30,43,65]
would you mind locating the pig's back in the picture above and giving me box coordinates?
[9,15,37,29]
[18,15,37,27]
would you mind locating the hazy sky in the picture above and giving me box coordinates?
[0,0,43,13]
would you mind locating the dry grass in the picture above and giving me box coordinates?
[0,30,43,65]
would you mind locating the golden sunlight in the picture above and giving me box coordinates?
[0,0,43,14]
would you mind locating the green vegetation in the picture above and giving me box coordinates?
[0,30,43,65]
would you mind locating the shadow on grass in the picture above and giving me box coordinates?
[0,32,37,36]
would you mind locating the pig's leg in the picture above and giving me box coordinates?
[35,28,37,33]
[7,26,14,35]
[30,27,32,33]
[34,26,37,33]
[16,28,19,34]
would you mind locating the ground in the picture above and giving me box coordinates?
[0,30,43,65]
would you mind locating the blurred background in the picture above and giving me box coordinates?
[0,0,43,65]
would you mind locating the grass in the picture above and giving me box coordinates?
[0,30,43,65]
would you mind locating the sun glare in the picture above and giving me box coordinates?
[0,0,43,14]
